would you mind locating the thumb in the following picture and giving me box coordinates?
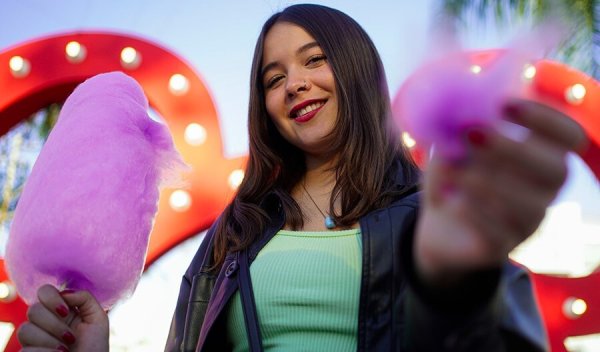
[60,290,107,325]
[424,154,459,206]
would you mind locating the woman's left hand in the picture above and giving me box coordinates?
[414,99,588,286]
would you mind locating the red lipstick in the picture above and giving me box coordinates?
[289,99,326,123]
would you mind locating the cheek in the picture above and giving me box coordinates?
[264,93,281,120]
[316,67,336,91]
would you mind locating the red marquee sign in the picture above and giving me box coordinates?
[0,32,246,351]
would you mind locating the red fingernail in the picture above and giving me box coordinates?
[60,289,75,295]
[503,104,521,117]
[466,129,487,147]
[56,304,69,318]
[57,344,70,352]
[62,331,76,344]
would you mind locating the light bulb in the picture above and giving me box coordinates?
[185,123,207,146]
[169,190,191,212]
[228,169,245,190]
[9,56,30,78]
[169,74,189,95]
[120,47,141,69]
[65,41,86,63]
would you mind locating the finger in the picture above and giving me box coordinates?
[421,179,509,270]
[60,290,108,326]
[37,284,76,324]
[467,127,569,190]
[456,161,549,240]
[17,322,70,351]
[21,348,64,352]
[422,154,460,206]
[26,302,76,347]
[463,132,557,233]
[461,199,513,261]
[451,166,515,250]
[503,99,587,151]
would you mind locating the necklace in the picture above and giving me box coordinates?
[301,181,336,229]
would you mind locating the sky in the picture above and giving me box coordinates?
[1,0,599,350]
[1,0,435,157]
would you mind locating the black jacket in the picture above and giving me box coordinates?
[165,187,548,351]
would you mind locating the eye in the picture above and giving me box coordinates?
[306,54,327,66]
[265,74,284,89]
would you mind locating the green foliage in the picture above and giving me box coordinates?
[0,105,61,252]
[440,0,599,79]
[39,104,60,139]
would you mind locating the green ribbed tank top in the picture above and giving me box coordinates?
[226,228,362,351]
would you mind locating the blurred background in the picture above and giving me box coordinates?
[0,0,599,351]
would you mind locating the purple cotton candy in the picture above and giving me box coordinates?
[394,50,523,160]
[5,71,185,309]
[393,23,563,160]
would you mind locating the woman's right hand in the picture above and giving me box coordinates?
[17,284,109,352]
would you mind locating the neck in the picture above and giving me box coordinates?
[286,152,343,231]
[303,152,337,190]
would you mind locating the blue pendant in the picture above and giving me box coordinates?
[325,215,336,229]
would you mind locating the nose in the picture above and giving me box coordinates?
[286,76,310,99]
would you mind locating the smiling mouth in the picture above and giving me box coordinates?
[290,100,326,119]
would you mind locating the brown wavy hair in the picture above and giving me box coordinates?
[211,4,419,269]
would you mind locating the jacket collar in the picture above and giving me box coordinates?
[254,158,420,234]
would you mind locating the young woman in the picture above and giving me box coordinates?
[18,4,585,352]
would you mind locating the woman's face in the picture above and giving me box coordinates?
[261,21,339,157]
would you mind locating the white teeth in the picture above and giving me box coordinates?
[294,102,325,118]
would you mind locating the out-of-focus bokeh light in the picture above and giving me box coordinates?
[402,132,416,148]
[169,74,189,95]
[228,169,244,190]
[184,123,207,146]
[9,56,30,78]
[121,47,141,69]
[564,297,588,318]
[65,41,86,63]
[169,190,191,212]
[523,64,537,81]
[0,281,16,303]
[565,83,587,105]
[470,64,482,74]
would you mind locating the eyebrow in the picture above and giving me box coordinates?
[261,41,321,78]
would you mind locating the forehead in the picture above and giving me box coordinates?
[262,22,318,61]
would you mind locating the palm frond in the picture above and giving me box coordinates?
[440,0,600,80]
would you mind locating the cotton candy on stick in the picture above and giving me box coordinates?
[5,71,186,309]
[393,25,562,161]
[393,49,530,160]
